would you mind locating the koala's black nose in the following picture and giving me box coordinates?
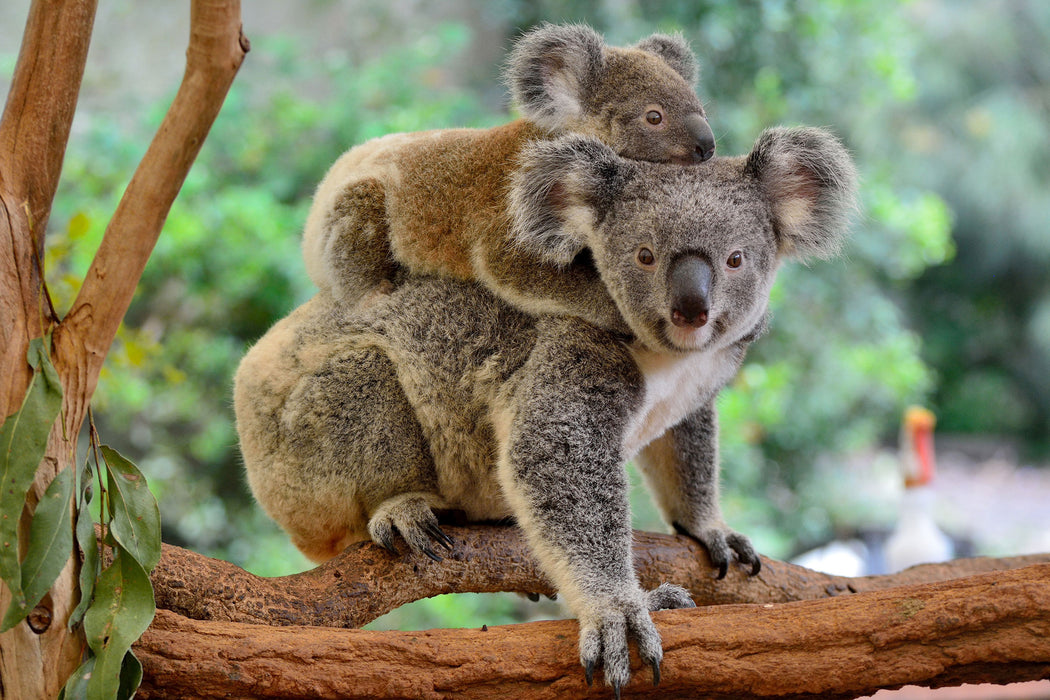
[686,114,716,163]
[669,255,712,328]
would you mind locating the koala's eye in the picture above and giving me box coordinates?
[637,247,656,267]
[727,251,744,269]
[645,110,663,125]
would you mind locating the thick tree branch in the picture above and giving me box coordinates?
[150,524,1050,628]
[54,0,249,436]
[135,564,1050,699]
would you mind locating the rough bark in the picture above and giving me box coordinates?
[0,2,246,698]
[150,523,1050,629]
[134,563,1050,699]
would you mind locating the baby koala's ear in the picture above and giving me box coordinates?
[505,23,605,131]
[745,126,859,260]
[634,32,699,86]
[508,134,630,268]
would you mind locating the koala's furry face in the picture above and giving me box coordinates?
[591,49,712,166]
[507,24,715,166]
[508,126,858,354]
[593,165,779,353]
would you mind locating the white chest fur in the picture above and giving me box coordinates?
[622,344,739,459]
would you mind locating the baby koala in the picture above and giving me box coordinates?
[236,126,857,693]
[301,23,716,332]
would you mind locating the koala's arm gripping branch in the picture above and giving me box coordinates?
[135,562,1050,699]
[147,524,1049,629]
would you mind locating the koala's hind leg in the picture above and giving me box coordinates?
[277,343,446,562]
[321,178,398,302]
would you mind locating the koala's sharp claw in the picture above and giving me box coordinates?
[717,560,728,579]
[612,679,623,700]
[651,659,661,686]
[422,546,443,562]
[377,532,399,556]
[526,592,541,602]
[584,659,595,687]
[424,521,454,551]
[750,557,762,576]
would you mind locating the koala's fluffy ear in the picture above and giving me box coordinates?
[746,127,859,259]
[634,33,699,86]
[505,23,605,131]
[508,135,629,267]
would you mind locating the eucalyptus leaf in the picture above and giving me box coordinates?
[117,649,144,700]
[84,546,155,699]
[69,471,100,630]
[0,336,64,620]
[102,445,161,571]
[59,654,95,700]
[0,466,74,631]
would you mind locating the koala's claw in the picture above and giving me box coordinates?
[367,494,452,561]
[675,522,761,578]
[423,521,455,551]
[577,584,690,694]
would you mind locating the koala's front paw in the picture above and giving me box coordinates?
[367,493,454,561]
[675,522,762,579]
[577,584,694,696]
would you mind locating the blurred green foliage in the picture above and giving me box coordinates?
[10,1,1046,629]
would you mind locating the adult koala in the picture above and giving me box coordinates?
[235,127,857,693]
[302,23,715,333]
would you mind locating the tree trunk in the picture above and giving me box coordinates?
[0,2,246,697]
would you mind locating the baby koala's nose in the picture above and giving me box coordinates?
[686,114,716,163]
[669,255,712,328]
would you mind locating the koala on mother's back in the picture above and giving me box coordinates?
[234,127,857,694]
[302,23,717,335]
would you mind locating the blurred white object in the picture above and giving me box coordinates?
[884,407,954,572]
[792,539,870,577]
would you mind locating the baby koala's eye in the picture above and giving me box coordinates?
[637,247,656,267]
[645,110,663,125]
[727,251,744,269]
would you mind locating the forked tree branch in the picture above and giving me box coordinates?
[0,0,98,417]
[54,0,249,435]
[135,563,1050,699]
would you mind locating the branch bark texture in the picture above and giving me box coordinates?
[150,524,1050,629]
[135,563,1050,699]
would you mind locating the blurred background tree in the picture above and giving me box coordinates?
[2,0,1047,629]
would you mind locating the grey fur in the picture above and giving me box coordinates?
[506,23,607,131]
[235,126,857,691]
[633,32,699,86]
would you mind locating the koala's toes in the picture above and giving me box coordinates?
[367,494,453,561]
[577,596,666,694]
[368,517,399,555]
[678,522,761,579]
[645,583,695,612]
[727,531,762,576]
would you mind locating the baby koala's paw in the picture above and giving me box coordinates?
[577,584,694,697]
[675,521,762,579]
[367,493,453,562]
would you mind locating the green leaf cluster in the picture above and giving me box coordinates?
[0,338,159,698]
[0,337,64,631]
